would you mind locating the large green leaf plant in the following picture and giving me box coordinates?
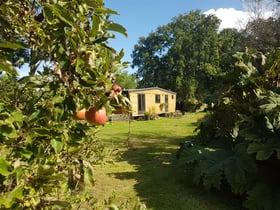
[0,0,130,209]
[178,49,280,210]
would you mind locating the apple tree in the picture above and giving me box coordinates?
[0,0,130,209]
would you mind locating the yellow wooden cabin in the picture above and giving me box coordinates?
[123,87,176,117]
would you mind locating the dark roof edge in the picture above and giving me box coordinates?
[125,87,176,95]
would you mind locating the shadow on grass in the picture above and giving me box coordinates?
[108,132,245,210]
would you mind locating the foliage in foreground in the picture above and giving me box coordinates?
[0,0,130,209]
[177,50,280,210]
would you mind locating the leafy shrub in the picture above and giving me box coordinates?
[177,50,280,210]
[0,0,130,209]
[183,98,202,112]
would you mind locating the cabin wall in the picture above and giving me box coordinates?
[129,92,139,116]
[129,89,176,117]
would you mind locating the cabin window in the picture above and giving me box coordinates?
[155,94,161,103]
[138,94,145,114]
[165,95,169,112]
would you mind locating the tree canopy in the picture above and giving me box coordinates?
[132,9,279,110]
[132,10,237,105]
[114,70,138,89]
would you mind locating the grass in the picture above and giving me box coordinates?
[92,113,244,210]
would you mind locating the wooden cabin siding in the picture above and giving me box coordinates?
[127,87,176,117]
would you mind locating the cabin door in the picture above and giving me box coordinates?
[165,95,169,112]
[138,94,146,114]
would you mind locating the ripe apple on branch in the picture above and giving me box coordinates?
[72,84,130,125]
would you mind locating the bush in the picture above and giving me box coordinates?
[183,98,201,112]
[177,50,280,210]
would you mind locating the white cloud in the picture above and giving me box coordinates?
[204,8,275,31]
[204,8,250,30]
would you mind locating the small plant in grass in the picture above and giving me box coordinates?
[149,106,157,119]
[144,111,151,120]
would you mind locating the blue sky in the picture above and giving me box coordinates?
[105,0,245,73]
[18,0,247,76]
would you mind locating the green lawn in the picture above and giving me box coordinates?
[92,113,244,210]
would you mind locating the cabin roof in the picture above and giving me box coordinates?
[125,87,176,95]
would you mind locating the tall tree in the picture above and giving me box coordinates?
[132,10,222,103]
[114,70,138,89]
[242,0,280,19]
[241,17,280,53]
[240,0,280,54]
[218,28,243,71]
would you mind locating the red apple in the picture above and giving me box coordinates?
[72,108,86,120]
[111,84,122,93]
[85,107,108,125]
